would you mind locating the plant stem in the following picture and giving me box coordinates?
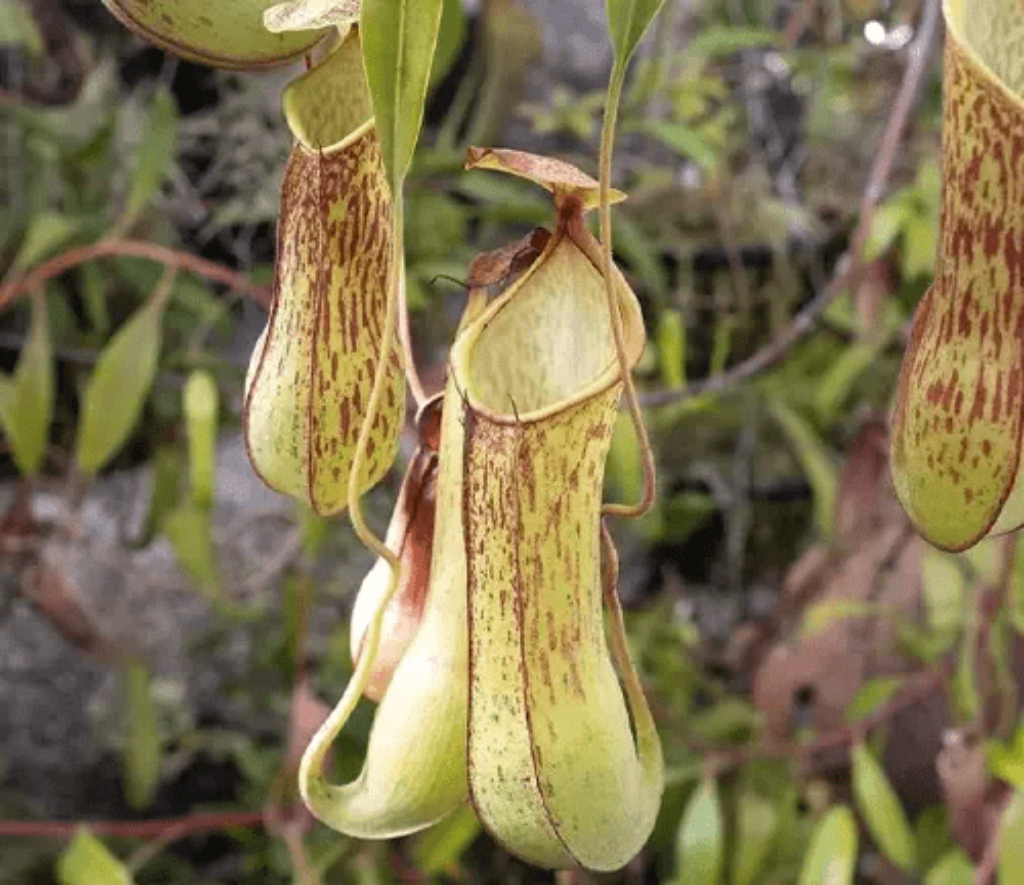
[598,62,657,521]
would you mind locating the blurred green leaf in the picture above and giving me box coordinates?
[732,791,778,885]
[183,370,219,509]
[0,294,53,476]
[676,777,723,885]
[123,659,161,810]
[361,0,443,186]
[852,742,915,870]
[1000,791,1024,885]
[863,200,909,261]
[925,849,973,885]
[687,26,778,58]
[11,212,89,274]
[74,289,167,475]
[115,87,178,236]
[797,805,857,885]
[412,804,481,875]
[921,551,966,633]
[845,676,904,724]
[164,503,220,598]
[768,395,836,539]
[0,0,43,53]
[57,829,134,885]
[915,805,953,874]
[657,308,686,388]
[641,120,720,171]
[987,725,1024,788]
[431,0,466,86]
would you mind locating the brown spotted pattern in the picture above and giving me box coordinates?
[243,127,404,514]
[891,33,1024,550]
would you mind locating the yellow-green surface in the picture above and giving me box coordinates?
[101,0,325,68]
[244,32,403,515]
[891,0,1024,550]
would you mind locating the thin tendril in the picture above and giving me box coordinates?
[598,64,657,521]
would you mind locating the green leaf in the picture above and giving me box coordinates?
[57,828,134,885]
[164,503,220,598]
[921,551,966,633]
[768,395,837,539]
[845,676,905,724]
[732,791,778,885]
[0,295,53,476]
[11,211,88,273]
[606,0,668,70]
[676,777,723,885]
[925,849,973,885]
[1000,791,1024,885]
[987,725,1024,788]
[686,25,778,59]
[916,806,954,874]
[863,200,909,261]
[360,0,444,186]
[851,742,916,871]
[640,120,720,171]
[116,87,178,235]
[412,804,481,875]
[802,599,881,640]
[0,0,43,54]
[431,0,467,86]
[797,805,857,885]
[183,371,218,509]
[74,293,166,475]
[657,308,686,388]
[123,660,161,810]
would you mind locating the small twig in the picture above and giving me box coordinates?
[975,793,1011,885]
[0,810,264,840]
[641,0,943,409]
[0,238,272,315]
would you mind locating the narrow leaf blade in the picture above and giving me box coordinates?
[57,829,134,885]
[361,0,444,184]
[797,805,857,885]
[606,0,668,69]
[852,742,916,871]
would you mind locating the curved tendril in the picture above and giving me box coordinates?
[598,66,657,522]
[398,261,427,407]
[301,198,407,797]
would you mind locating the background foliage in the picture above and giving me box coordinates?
[4,0,1019,882]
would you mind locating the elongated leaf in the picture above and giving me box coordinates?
[0,294,53,476]
[797,806,857,885]
[11,211,88,273]
[164,503,220,597]
[360,0,444,185]
[675,778,722,885]
[75,293,165,476]
[732,791,777,885]
[852,742,916,871]
[100,0,325,68]
[606,0,668,70]
[57,829,134,885]
[116,87,178,235]
[123,660,161,810]
[925,849,973,885]
[412,804,481,875]
[769,396,837,539]
[1001,791,1024,885]
[183,370,218,509]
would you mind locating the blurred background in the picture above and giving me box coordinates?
[3,0,1001,882]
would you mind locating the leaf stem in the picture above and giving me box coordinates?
[598,62,657,520]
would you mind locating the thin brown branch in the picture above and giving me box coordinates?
[641,0,943,409]
[0,239,272,315]
[0,810,264,840]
